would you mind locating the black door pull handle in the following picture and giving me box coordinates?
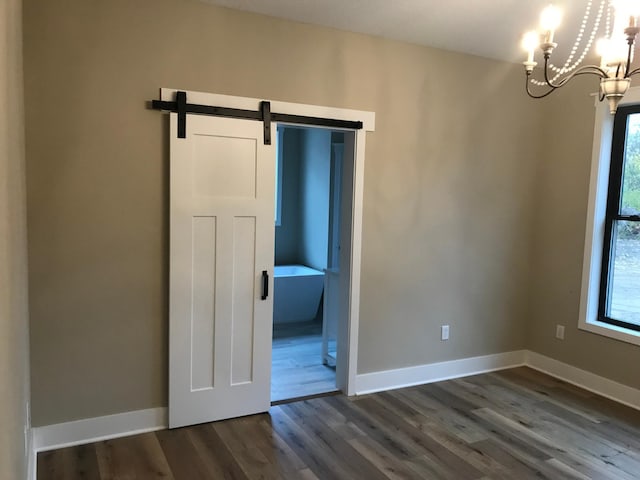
[261,270,269,300]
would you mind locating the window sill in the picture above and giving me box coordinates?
[579,319,640,346]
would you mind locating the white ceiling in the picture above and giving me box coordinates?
[198,0,595,63]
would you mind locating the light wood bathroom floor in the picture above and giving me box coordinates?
[271,320,337,402]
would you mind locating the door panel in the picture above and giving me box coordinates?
[193,134,257,198]
[169,113,275,428]
[230,216,257,386]
[190,216,217,391]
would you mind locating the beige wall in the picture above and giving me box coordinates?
[24,0,542,426]
[0,0,31,477]
[528,77,640,390]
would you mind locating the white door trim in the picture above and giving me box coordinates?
[161,88,375,395]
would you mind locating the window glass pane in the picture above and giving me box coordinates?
[621,114,640,215]
[608,220,640,325]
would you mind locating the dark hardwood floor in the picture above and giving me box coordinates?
[37,367,640,479]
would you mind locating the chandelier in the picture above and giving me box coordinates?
[521,0,640,113]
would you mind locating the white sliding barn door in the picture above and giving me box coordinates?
[169,113,275,428]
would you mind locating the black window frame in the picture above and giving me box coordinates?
[598,103,640,332]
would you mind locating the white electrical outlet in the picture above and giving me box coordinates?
[556,324,565,340]
[441,325,450,341]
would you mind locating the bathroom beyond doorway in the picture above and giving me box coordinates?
[271,126,346,402]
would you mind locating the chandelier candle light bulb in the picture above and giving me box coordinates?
[522,31,540,65]
[521,0,640,113]
[540,4,562,43]
[597,38,613,70]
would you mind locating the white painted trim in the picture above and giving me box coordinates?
[526,351,640,411]
[28,429,35,480]
[32,407,167,452]
[579,86,640,346]
[355,350,527,395]
[355,350,640,412]
[27,350,640,459]
[344,128,366,395]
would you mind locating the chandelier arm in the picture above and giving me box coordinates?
[624,41,634,77]
[544,65,608,89]
[570,70,601,77]
[570,65,610,76]
[627,67,640,77]
[542,55,607,89]
[525,73,557,99]
[543,56,559,88]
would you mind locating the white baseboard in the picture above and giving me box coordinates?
[30,349,640,468]
[27,429,35,480]
[33,407,167,453]
[526,351,640,411]
[355,350,527,395]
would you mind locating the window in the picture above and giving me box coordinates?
[598,106,640,331]
[579,87,640,345]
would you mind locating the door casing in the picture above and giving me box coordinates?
[162,88,375,397]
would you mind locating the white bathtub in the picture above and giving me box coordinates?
[273,265,324,324]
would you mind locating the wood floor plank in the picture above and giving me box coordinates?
[413,421,516,480]
[325,395,422,460]
[543,458,593,480]
[292,397,366,440]
[380,396,517,479]
[468,438,571,480]
[347,435,426,480]
[389,388,489,444]
[212,415,289,479]
[493,369,605,423]
[256,416,309,476]
[187,424,249,480]
[283,400,390,480]
[95,433,175,480]
[156,427,213,480]
[37,445,100,480]
[268,405,355,479]
[537,399,640,452]
[470,407,558,460]
[37,451,63,480]
[357,395,485,480]
[37,367,640,480]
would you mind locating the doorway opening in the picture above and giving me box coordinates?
[271,125,350,402]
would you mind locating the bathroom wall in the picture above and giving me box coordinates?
[274,127,302,265]
[299,128,332,271]
[275,127,332,271]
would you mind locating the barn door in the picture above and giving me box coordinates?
[169,113,275,428]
